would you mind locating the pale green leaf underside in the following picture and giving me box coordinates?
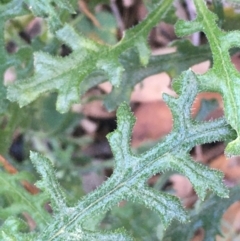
[30,152,68,213]
[175,0,240,156]
[2,0,239,239]
[7,0,173,113]
[7,70,234,240]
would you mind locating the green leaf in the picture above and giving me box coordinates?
[163,186,240,241]
[163,153,227,200]
[27,70,234,240]
[0,169,51,229]
[30,151,68,213]
[67,228,134,241]
[175,0,240,156]
[0,0,25,20]
[103,40,212,111]
[22,0,75,31]
[0,0,29,113]
[7,0,174,113]
[0,217,37,241]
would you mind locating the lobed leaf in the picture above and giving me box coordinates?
[2,1,239,239]
[163,153,227,200]
[7,0,174,113]
[175,0,240,156]
[23,70,234,240]
[30,152,68,213]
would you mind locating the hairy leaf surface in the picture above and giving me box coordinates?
[7,70,235,240]
[175,0,240,156]
[2,0,240,239]
[7,0,174,113]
